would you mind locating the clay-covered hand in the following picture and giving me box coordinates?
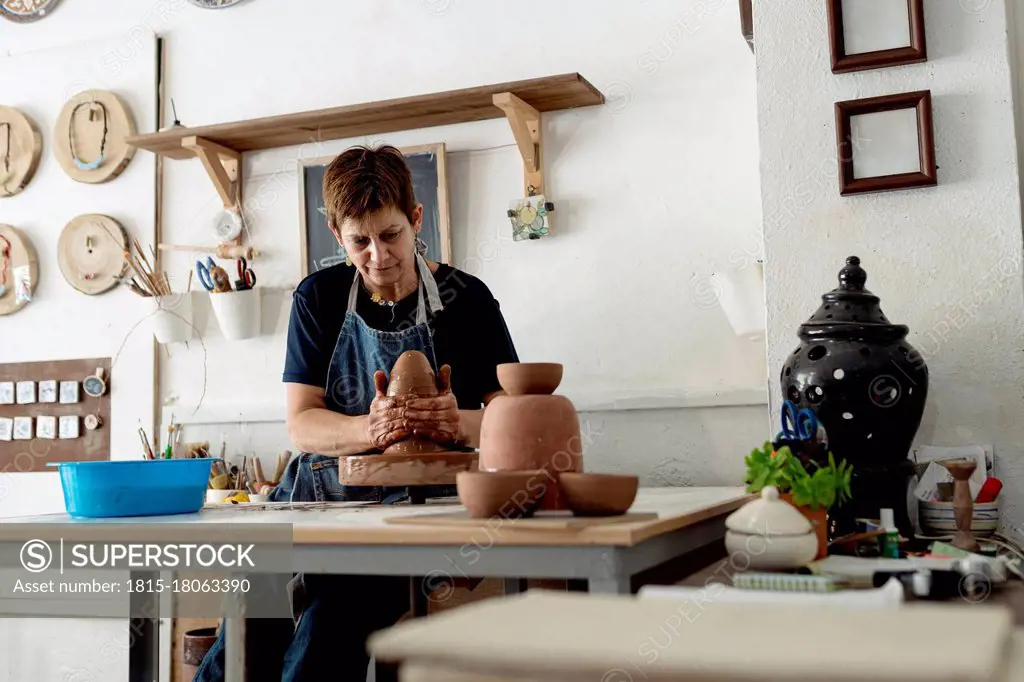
[403,364,462,446]
[366,370,411,451]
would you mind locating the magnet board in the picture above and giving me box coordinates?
[57,214,129,295]
[53,90,137,184]
[0,224,38,316]
[0,358,111,472]
[299,143,451,278]
[0,105,42,197]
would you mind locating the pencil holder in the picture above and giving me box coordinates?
[209,287,260,340]
[150,292,193,344]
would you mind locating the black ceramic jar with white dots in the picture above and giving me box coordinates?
[780,256,929,536]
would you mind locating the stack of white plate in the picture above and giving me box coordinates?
[918,499,999,536]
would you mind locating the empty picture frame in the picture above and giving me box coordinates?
[827,0,926,74]
[835,90,936,196]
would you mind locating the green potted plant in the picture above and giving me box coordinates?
[744,442,853,558]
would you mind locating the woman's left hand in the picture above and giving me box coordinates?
[403,364,463,446]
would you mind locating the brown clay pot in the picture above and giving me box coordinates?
[182,627,218,679]
[478,393,582,510]
[780,492,828,560]
[456,470,546,519]
[497,362,563,396]
[558,473,638,516]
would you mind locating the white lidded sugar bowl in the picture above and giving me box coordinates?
[725,486,818,570]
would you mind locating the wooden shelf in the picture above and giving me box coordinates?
[125,73,604,160]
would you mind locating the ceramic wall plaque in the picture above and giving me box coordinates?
[0,224,39,317]
[0,105,42,197]
[57,214,129,295]
[0,0,62,22]
[53,90,137,184]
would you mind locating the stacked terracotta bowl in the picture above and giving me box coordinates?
[457,362,639,519]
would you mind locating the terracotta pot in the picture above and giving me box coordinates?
[780,492,828,560]
[182,627,218,679]
[478,394,582,510]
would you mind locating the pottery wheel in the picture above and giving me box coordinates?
[0,224,38,316]
[0,106,41,197]
[340,452,479,487]
[53,90,137,184]
[58,214,129,295]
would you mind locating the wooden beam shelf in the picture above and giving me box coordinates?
[125,73,604,160]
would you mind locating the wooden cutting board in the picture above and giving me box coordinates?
[384,511,658,529]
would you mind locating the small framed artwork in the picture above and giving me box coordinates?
[36,416,56,440]
[827,0,926,74]
[0,418,12,442]
[0,382,13,405]
[834,90,936,196]
[38,380,57,403]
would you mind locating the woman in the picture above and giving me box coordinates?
[196,144,519,681]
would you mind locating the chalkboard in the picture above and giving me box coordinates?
[299,143,451,277]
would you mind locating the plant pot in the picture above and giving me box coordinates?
[182,627,218,679]
[209,287,260,340]
[150,293,193,344]
[780,492,828,560]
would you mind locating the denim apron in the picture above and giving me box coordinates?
[270,252,445,505]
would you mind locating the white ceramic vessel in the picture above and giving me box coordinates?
[725,486,818,570]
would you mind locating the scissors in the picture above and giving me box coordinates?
[196,257,232,293]
[235,257,256,290]
[779,400,819,442]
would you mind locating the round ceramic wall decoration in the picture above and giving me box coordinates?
[0,0,62,22]
[53,90,137,184]
[0,105,42,197]
[57,214,129,295]
[0,224,38,316]
[188,0,246,7]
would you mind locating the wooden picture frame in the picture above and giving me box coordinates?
[739,0,753,53]
[827,0,926,74]
[835,90,936,196]
[298,143,452,279]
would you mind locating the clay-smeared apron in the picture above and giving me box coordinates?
[272,252,445,504]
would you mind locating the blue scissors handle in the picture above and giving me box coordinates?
[781,400,818,441]
[195,257,216,292]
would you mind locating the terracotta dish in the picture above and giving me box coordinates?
[497,362,563,396]
[558,473,638,516]
[456,470,547,519]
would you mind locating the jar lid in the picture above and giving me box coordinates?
[725,486,813,536]
[798,256,908,344]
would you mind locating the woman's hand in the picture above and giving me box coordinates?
[403,364,463,446]
[366,370,412,451]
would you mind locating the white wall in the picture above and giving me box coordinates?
[755,1,1024,530]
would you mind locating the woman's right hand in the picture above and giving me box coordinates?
[366,370,411,451]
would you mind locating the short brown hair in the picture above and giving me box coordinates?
[321,145,417,230]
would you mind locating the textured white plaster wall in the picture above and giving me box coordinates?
[755,0,1024,531]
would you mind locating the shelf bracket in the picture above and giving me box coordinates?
[493,92,543,196]
[182,136,242,210]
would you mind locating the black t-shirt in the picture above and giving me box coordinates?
[283,263,519,410]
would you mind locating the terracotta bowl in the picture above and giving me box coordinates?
[456,470,547,519]
[497,362,563,396]
[558,472,639,517]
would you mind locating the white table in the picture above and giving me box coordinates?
[0,486,750,681]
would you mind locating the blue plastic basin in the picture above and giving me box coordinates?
[50,459,221,518]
